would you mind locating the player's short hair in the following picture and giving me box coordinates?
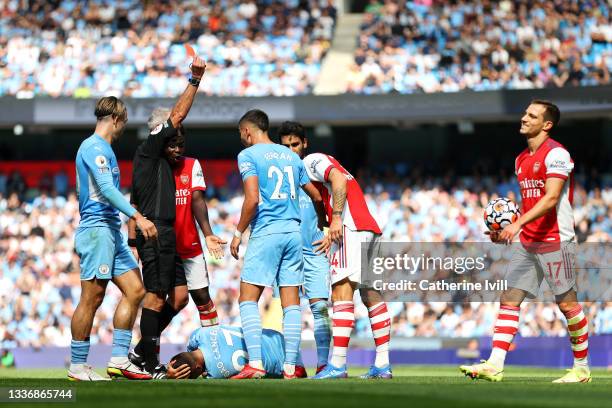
[94,96,126,121]
[531,99,560,129]
[239,109,269,132]
[170,352,203,379]
[148,107,171,131]
[277,121,306,141]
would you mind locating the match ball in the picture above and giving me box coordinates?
[484,197,520,231]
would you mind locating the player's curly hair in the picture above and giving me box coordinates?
[239,109,269,132]
[277,121,306,141]
[94,96,126,121]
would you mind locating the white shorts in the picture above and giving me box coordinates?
[506,242,577,298]
[182,254,210,290]
[329,226,381,285]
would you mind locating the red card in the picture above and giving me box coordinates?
[184,44,195,58]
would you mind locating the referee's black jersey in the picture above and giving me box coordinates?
[130,118,177,222]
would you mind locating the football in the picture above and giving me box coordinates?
[484,197,520,231]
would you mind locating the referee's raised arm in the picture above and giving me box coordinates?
[169,56,206,128]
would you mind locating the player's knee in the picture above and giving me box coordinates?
[143,291,166,310]
[81,288,105,310]
[557,300,578,313]
[129,285,146,305]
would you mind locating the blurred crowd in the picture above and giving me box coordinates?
[0,0,336,97]
[1,168,611,348]
[348,0,612,93]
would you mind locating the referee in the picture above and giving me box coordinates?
[128,56,206,377]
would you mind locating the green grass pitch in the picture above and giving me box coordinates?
[1,366,611,408]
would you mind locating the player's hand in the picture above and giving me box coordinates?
[135,214,157,240]
[313,236,332,256]
[190,56,206,80]
[499,222,521,244]
[485,230,503,244]
[205,235,227,259]
[230,236,241,260]
[328,217,343,243]
[166,360,191,380]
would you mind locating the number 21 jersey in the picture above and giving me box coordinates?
[237,144,310,238]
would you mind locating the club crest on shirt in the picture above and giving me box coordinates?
[98,264,110,275]
[180,174,190,185]
[533,162,541,172]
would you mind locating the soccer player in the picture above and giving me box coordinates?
[460,100,591,383]
[69,96,156,381]
[229,109,326,379]
[302,149,393,380]
[278,122,332,374]
[130,56,206,377]
[165,325,307,379]
[128,130,226,374]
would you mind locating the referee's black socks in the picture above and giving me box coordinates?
[140,308,161,372]
[135,304,179,368]
[158,302,180,333]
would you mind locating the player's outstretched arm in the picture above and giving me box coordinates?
[499,178,564,243]
[327,168,347,243]
[168,56,206,128]
[192,190,226,259]
[230,176,259,259]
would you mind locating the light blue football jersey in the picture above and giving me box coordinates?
[299,189,325,256]
[75,134,134,230]
[187,325,285,379]
[237,144,310,237]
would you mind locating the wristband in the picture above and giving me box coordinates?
[234,230,243,240]
[188,77,200,87]
[128,238,138,248]
[332,210,342,216]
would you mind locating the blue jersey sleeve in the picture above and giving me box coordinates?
[186,330,200,352]
[82,146,136,218]
[237,150,257,180]
[297,160,309,187]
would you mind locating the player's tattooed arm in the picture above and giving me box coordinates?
[499,178,565,243]
[192,190,226,259]
[327,168,347,243]
[168,56,206,128]
[231,176,259,259]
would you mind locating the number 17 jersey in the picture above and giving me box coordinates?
[187,325,286,378]
[237,143,310,237]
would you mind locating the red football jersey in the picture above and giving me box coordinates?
[174,157,206,259]
[303,153,381,234]
[515,137,575,247]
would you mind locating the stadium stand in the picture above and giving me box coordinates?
[0,0,337,97]
[1,169,611,347]
[347,0,612,94]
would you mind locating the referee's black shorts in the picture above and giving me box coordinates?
[136,221,186,293]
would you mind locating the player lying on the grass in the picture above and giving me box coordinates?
[229,110,326,379]
[280,125,392,380]
[460,100,591,384]
[164,325,307,379]
[128,129,226,378]
[69,96,156,381]
[277,122,332,375]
